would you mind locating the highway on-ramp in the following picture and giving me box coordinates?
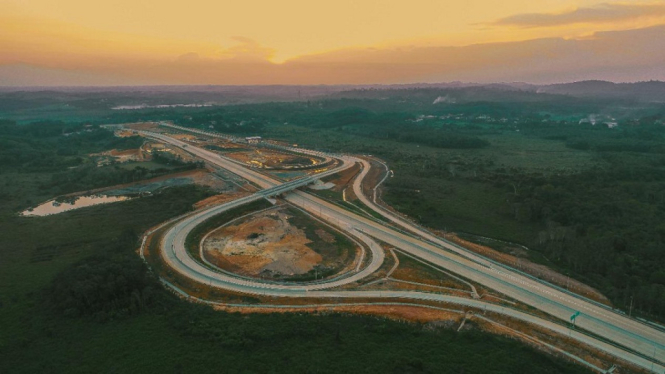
[143,128,664,373]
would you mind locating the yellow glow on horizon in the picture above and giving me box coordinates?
[3,0,620,61]
[1,0,664,84]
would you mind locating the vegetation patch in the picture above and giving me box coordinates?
[45,245,162,322]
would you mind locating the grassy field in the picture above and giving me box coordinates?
[386,176,539,243]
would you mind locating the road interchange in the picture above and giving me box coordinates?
[142,127,664,373]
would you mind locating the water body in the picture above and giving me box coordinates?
[21,195,133,217]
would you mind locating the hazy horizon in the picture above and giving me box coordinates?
[2,1,665,85]
[1,79,665,89]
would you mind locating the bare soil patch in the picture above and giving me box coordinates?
[203,207,357,280]
[204,210,320,276]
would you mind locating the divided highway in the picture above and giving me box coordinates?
[144,128,664,373]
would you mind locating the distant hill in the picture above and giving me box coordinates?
[329,80,665,104]
[537,80,665,102]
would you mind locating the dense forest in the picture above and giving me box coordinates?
[0,119,143,172]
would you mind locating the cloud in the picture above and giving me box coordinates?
[2,25,665,85]
[276,25,665,84]
[491,2,665,28]
[173,38,275,64]
[218,37,276,61]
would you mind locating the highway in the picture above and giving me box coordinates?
[348,158,665,354]
[144,128,664,373]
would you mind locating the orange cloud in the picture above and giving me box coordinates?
[219,37,276,61]
[2,25,664,85]
[2,1,665,85]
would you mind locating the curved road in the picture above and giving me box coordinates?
[145,128,664,373]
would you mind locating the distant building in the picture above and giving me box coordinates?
[246,136,262,144]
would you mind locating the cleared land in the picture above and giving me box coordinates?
[202,206,359,280]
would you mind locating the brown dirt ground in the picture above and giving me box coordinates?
[203,210,322,276]
[441,232,611,305]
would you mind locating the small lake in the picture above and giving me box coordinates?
[21,195,133,217]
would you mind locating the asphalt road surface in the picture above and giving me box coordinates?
[144,129,664,373]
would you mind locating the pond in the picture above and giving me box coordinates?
[21,195,133,217]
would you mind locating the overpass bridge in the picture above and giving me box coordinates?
[133,126,665,373]
[257,175,320,198]
[140,129,350,204]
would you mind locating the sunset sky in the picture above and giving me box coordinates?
[2,0,665,85]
